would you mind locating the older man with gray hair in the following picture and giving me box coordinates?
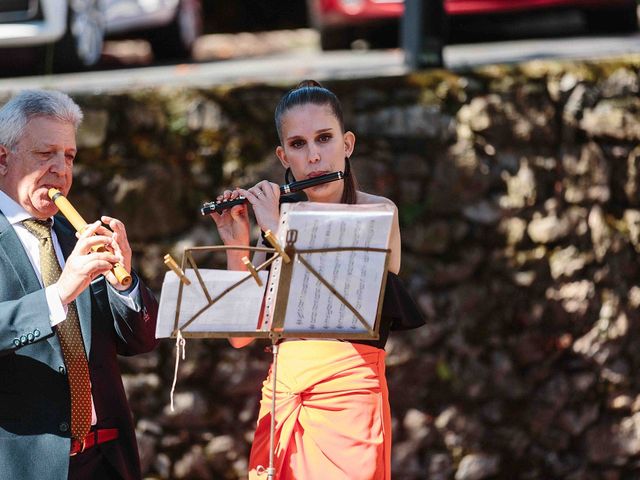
[0,89,158,480]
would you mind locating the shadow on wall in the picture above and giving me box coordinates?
[71,55,640,479]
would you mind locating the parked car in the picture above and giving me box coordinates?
[307,0,639,50]
[0,0,202,70]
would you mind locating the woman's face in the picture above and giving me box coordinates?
[276,103,354,203]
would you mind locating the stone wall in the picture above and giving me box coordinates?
[19,54,640,479]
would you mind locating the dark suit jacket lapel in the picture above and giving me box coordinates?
[0,211,42,294]
[53,215,92,356]
[0,210,63,351]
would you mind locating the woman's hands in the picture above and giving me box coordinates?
[209,180,281,243]
[209,189,252,269]
[209,189,251,247]
[237,180,281,235]
[207,181,280,350]
[208,180,281,271]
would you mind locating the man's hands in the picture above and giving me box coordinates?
[99,215,133,291]
[56,216,134,305]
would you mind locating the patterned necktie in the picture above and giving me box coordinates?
[22,219,92,441]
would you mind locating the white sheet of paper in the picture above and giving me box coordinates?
[156,269,268,338]
[263,202,393,336]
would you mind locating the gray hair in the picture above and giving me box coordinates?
[0,90,83,150]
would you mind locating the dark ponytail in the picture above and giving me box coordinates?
[276,80,358,204]
[341,157,357,204]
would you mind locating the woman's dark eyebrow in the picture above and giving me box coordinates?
[285,127,333,142]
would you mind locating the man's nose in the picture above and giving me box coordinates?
[49,152,66,174]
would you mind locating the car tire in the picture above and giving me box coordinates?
[306,0,353,50]
[54,0,105,71]
[319,25,353,50]
[584,4,639,34]
[148,0,202,61]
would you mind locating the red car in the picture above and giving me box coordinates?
[307,0,639,50]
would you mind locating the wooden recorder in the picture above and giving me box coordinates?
[48,188,133,288]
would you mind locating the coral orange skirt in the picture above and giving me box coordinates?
[248,340,391,480]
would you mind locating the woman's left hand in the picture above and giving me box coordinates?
[238,180,281,233]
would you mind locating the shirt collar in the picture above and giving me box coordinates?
[0,189,54,226]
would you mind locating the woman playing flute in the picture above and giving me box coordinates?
[209,80,423,480]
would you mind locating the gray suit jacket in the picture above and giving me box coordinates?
[0,210,159,480]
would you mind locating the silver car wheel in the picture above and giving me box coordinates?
[176,0,201,50]
[69,0,105,66]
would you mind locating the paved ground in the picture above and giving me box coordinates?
[98,29,319,68]
[0,28,639,94]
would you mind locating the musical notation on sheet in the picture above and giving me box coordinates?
[264,202,393,335]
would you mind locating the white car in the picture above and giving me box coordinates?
[0,0,202,69]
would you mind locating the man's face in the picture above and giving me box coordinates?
[0,116,76,219]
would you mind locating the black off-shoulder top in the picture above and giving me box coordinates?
[350,272,425,350]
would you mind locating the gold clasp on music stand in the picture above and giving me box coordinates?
[263,230,291,264]
[242,256,263,287]
[163,254,191,285]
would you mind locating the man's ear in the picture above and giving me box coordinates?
[276,145,289,169]
[0,145,9,176]
[344,131,356,158]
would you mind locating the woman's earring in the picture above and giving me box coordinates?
[285,167,296,184]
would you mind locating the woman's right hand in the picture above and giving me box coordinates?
[209,189,251,247]
[209,190,253,270]
[210,190,259,349]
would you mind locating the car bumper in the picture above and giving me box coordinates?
[316,0,636,26]
[317,0,404,27]
[0,0,66,47]
[446,0,638,15]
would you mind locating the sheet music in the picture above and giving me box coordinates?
[263,202,393,336]
[156,269,268,338]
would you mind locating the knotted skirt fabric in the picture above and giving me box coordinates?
[248,340,391,480]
